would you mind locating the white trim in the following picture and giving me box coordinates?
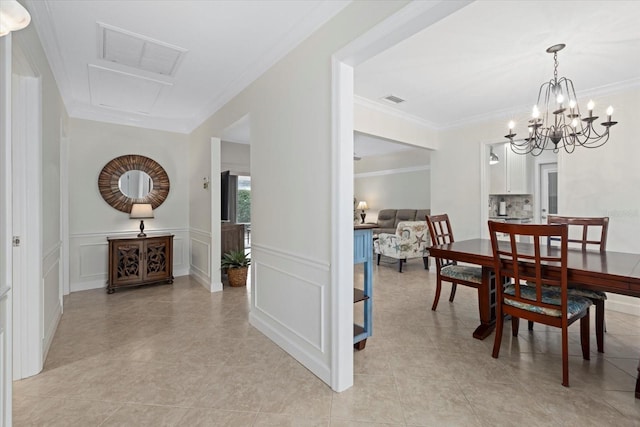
[60,136,69,295]
[251,243,330,271]
[210,137,222,292]
[249,311,331,385]
[354,164,430,179]
[189,237,211,278]
[443,76,640,131]
[608,298,640,317]
[253,261,325,352]
[0,34,13,427]
[189,227,211,238]
[42,303,61,363]
[42,241,62,263]
[185,1,351,133]
[69,227,188,239]
[354,95,436,129]
[329,57,354,392]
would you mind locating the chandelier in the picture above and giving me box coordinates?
[505,44,617,156]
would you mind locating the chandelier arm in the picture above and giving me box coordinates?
[504,44,616,156]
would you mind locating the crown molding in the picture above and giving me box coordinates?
[355,164,430,179]
[439,76,640,131]
[354,95,437,129]
[186,0,351,133]
[24,0,72,109]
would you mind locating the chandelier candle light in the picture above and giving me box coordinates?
[505,44,617,156]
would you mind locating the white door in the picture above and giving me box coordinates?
[539,163,558,223]
[0,34,13,427]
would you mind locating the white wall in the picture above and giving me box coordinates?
[354,148,430,222]
[354,98,439,150]
[67,118,190,292]
[188,0,410,390]
[221,140,250,176]
[558,87,640,315]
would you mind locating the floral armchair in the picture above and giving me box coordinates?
[373,221,430,272]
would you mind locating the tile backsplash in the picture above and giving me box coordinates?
[489,194,533,218]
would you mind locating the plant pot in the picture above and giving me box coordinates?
[227,266,248,287]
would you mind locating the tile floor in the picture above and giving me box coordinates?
[13,258,640,426]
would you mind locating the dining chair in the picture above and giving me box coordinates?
[426,214,483,311]
[527,215,609,353]
[488,221,592,387]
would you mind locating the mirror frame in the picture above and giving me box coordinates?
[98,154,170,213]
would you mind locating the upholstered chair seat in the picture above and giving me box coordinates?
[374,221,430,272]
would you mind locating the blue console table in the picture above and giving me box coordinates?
[353,224,375,350]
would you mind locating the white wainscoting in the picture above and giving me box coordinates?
[69,229,190,293]
[189,228,219,292]
[607,294,640,317]
[249,243,331,385]
[42,242,62,360]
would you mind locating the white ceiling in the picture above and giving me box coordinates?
[25,0,350,133]
[355,0,640,130]
[24,1,640,156]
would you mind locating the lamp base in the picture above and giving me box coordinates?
[360,212,366,224]
[138,220,147,238]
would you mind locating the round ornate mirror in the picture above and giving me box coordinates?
[98,154,170,213]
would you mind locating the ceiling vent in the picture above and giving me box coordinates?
[97,22,187,76]
[382,94,405,104]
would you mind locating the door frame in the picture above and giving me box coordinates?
[330,0,472,391]
[0,33,14,427]
[537,162,558,224]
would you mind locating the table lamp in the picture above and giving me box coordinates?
[130,203,154,237]
[356,201,368,224]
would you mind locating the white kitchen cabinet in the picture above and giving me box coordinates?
[489,142,532,194]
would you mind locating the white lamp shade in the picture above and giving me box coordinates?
[356,201,368,210]
[0,0,31,37]
[130,203,154,219]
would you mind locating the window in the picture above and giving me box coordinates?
[236,175,251,224]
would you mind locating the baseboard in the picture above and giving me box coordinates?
[190,269,222,293]
[42,303,62,364]
[249,311,330,386]
[70,271,190,293]
[70,278,106,293]
[608,298,640,317]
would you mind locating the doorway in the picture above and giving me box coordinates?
[539,163,558,223]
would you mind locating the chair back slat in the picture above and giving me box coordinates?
[426,214,456,268]
[488,221,568,311]
[547,215,609,252]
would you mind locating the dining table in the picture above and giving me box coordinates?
[428,238,640,399]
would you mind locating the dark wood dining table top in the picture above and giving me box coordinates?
[429,238,640,298]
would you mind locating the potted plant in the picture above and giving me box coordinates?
[221,250,251,287]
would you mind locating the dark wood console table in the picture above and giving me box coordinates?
[107,234,174,293]
[221,223,245,255]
